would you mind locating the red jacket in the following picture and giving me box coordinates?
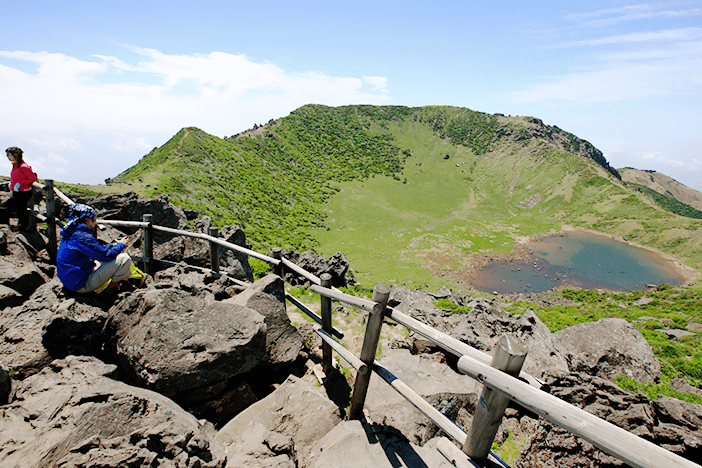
[10,161,37,192]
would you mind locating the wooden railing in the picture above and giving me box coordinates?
[24,180,702,468]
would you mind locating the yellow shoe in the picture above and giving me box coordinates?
[94,278,112,294]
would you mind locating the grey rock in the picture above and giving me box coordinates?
[42,296,111,359]
[106,286,267,400]
[670,378,702,398]
[656,328,698,339]
[224,274,303,367]
[0,355,226,468]
[277,249,349,287]
[0,360,9,404]
[554,318,661,383]
[364,349,480,445]
[216,375,341,467]
[0,283,23,308]
[307,420,453,468]
[514,371,702,467]
[0,226,48,297]
[154,219,254,281]
[450,304,568,379]
[0,277,115,379]
[75,191,188,241]
[388,285,452,332]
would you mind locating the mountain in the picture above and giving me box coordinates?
[620,168,702,217]
[106,104,702,288]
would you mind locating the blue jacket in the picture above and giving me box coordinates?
[56,223,125,291]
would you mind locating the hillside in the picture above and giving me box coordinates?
[620,168,702,211]
[102,104,702,289]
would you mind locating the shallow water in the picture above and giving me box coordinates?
[472,231,686,293]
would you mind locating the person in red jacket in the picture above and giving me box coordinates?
[1,147,38,232]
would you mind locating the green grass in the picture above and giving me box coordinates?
[504,285,702,387]
[54,103,702,297]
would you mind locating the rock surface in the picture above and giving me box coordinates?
[364,349,480,445]
[0,355,226,468]
[307,420,453,468]
[0,226,48,298]
[553,318,661,383]
[224,274,303,367]
[449,301,568,379]
[514,371,702,467]
[216,375,342,467]
[105,286,268,401]
[278,249,350,287]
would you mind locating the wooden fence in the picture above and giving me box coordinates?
[24,180,702,468]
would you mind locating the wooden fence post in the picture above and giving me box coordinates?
[463,334,527,466]
[26,186,37,232]
[320,273,333,373]
[44,179,57,262]
[271,247,283,277]
[209,226,220,273]
[348,283,390,420]
[142,214,153,275]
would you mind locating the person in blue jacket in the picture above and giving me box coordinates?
[56,203,133,293]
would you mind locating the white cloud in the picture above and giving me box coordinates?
[363,76,389,91]
[31,135,84,152]
[509,60,701,103]
[566,3,702,27]
[558,27,702,47]
[0,47,391,137]
[111,136,152,153]
[0,46,390,183]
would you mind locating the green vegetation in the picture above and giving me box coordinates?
[492,430,523,465]
[504,285,702,390]
[628,183,702,219]
[615,375,702,405]
[60,103,700,293]
[249,257,271,280]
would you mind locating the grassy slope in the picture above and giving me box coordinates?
[311,116,702,290]
[67,104,702,291]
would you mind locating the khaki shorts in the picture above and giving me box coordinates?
[77,253,133,293]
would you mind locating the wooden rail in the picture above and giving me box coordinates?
[21,184,701,468]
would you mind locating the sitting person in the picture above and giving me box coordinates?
[56,204,133,293]
[1,147,38,232]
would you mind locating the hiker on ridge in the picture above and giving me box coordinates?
[56,203,133,293]
[0,147,38,232]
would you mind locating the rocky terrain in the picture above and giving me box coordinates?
[1,192,701,467]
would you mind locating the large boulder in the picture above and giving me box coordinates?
[224,274,303,366]
[306,420,454,468]
[553,318,661,383]
[278,249,350,287]
[514,371,702,467]
[0,226,48,298]
[364,349,480,445]
[216,375,342,467]
[154,218,253,281]
[0,355,226,468]
[0,279,60,378]
[449,302,568,379]
[105,286,267,406]
[75,191,188,242]
[0,277,115,379]
[388,285,453,332]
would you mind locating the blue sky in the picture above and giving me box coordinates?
[1,1,700,192]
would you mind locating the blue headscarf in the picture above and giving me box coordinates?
[62,203,97,234]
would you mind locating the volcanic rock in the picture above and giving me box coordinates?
[216,375,342,467]
[553,318,661,383]
[0,355,226,468]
